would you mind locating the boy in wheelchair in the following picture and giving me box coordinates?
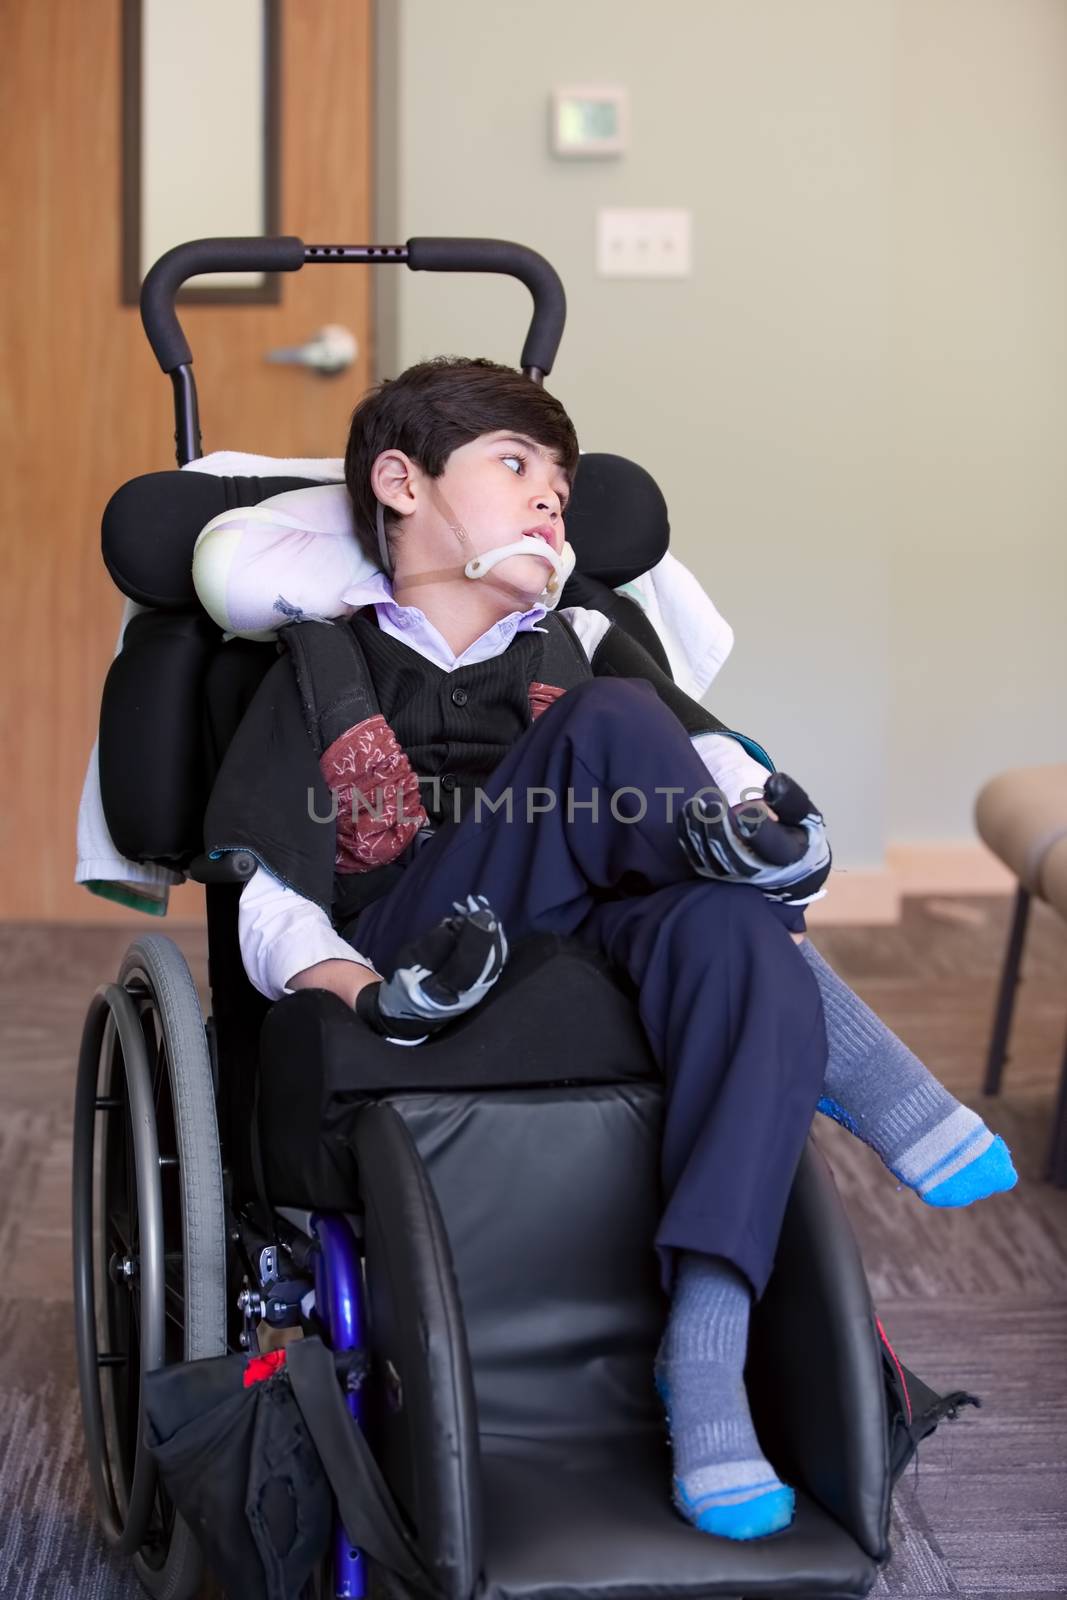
[208,356,1014,1543]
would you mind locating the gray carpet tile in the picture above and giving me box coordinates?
[1,898,1065,1597]
[0,1300,145,1599]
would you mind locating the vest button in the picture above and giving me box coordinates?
[451,686,469,707]
[441,774,457,792]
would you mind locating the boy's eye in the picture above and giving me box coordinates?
[501,449,568,512]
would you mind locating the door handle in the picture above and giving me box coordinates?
[265,324,358,377]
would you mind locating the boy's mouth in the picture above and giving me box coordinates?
[522,524,559,552]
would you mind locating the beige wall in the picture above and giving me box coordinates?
[889,0,1067,842]
[375,0,1067,876]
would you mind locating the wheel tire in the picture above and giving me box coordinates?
[118,935,227,1370]
[74,934,226,1600]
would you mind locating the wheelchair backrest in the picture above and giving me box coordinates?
[97,453,672,873]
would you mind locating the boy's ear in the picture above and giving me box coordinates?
[370,449,419,517]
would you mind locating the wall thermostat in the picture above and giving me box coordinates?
[551,86,628,158]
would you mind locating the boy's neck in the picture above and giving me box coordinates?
[390,567,540,657]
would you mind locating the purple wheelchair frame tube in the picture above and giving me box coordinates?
[312,1212,367,1600]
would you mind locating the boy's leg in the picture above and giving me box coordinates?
[655,1254,795,1540]
[352,676,825,1294]
[588,882,822,1542]
[348,676,697,968]
[580,879,824,1297]
[350,678,826,1542]
[797,941,1017,1205]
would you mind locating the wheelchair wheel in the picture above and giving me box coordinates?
[73,934,227,1599]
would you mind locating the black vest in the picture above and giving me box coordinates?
[282,609,592,926]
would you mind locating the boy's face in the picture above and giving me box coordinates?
[384,429,572,603]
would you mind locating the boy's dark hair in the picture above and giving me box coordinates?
[344,356,579,564]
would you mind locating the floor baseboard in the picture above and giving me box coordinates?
[808,843,1015,926]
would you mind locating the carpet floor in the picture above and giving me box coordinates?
[1,896,1064,1598]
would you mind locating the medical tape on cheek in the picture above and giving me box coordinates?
[374,480,470,579]
[424,478,474,553]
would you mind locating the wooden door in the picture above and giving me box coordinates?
[2,0,373,920]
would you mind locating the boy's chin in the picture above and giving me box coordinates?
[481,555,554,606]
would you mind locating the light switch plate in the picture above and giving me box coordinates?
[597,208,692,278]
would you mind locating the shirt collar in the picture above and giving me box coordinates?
[340,569,547,630]
[338,572,548,664]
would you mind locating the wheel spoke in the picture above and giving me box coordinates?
[151,1022,166,1116]
[120,1108,140,1259]
[108,1209,134,1256]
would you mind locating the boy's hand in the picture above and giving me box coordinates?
[355,894,508,1043]
[678,773,831,905]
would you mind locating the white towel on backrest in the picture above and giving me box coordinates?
[184,450,344,482]
[74,598,183,913]
[615,551,734,700]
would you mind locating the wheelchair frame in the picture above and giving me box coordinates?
[73,236,570,1600]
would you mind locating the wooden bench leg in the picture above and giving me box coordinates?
[1045,1017,1067,1187]
[983,884,1032,1096]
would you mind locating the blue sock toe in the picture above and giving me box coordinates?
[674,1479,796,1541]
[922,1134,1018,1207]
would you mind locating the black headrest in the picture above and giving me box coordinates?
[100,453,670,610]
[563,454,670,586]
[101,472,318,609]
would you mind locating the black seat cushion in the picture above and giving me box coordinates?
[258,935,658,1209]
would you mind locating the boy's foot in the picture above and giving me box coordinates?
[800,942,1018,1208]
[656,1254,795,1542]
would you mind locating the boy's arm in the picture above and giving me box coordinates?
[563,609,774,772]
[569,611,830,901]
[239,864,380,1003]
[690,730,774,805]
[239,867,508,1043]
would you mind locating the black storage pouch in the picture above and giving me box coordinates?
[144,1338,441,1600]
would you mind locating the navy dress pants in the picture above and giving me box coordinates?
[351,678,826,1298]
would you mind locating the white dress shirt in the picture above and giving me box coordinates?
[238,585,769,1001]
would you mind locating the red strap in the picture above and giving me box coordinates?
[876,1317,911,1423]
[243,1347,288,1387]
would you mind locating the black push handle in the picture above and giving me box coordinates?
[406,237,566,377]
[141,237,306,373]
[142,234,566,378]
[141,235,568,463]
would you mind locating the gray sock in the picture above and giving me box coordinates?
[655,1255,793,1537]
[799,939,993,1192]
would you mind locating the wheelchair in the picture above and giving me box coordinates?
[73,237,954,1600]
